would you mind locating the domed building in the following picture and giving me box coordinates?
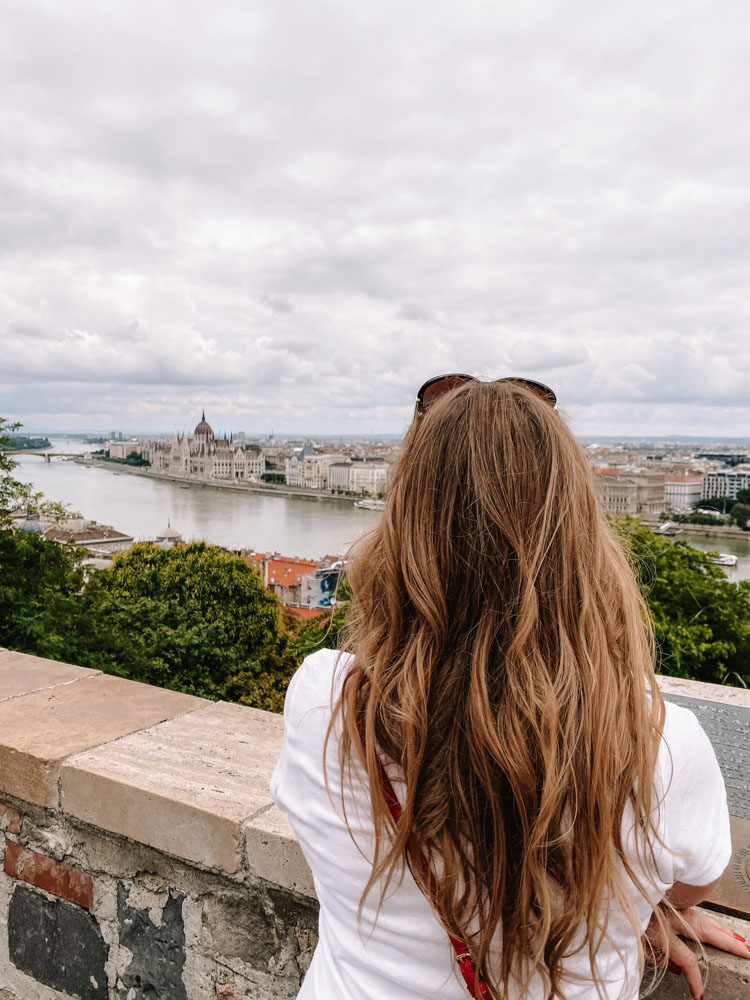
[193,411,214,446]
[156,520,183,550]
[18,510,43,534]
[141,412,264,484]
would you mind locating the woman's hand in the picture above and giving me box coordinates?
[644,906,750,999]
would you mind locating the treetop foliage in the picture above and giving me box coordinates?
[616,518,750,686]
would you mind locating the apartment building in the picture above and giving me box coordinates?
[702,468,750,500]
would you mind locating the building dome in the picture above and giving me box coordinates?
[156,520,182,543]
[19,511,43,534]
[194,410,214,439]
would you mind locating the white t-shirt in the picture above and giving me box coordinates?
[270,649,732,1000]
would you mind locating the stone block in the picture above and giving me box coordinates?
[200,890,277,966]
[4,839,94,907]
[8,882,108,999]
[0,802,20,835]
[0,648,98,701]
[62,701,284,872]
[116,881,186,1000]
[656,673,750,709]
[244,806,316,898]
[0,672,204,806]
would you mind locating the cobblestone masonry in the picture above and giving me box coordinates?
[0,796,317,999]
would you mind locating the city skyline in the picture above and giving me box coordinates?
[3,2,750,437]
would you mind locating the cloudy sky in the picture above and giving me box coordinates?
[2,0,750,437]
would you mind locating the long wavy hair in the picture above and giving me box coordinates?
[329,379,667,999]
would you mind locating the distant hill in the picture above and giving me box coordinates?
[578,435,750,447]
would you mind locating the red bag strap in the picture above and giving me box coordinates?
[376,757,494,1000]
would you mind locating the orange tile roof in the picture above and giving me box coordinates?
[267,557,320,587]
[247,553,320,586]
[285,606,332,620]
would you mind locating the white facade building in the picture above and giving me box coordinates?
[108,440,140,459]
[302,455,341,489]
[597,469,665,516]
[347,459,389,495]
[702,468,750,500]
[328,459,389,495]
[327,462,353,491]
[664,475,703,512]
[285,449,342,489]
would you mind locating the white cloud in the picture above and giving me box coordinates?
[2,0,750,435]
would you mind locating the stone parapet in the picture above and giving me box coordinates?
[0,647,747,999]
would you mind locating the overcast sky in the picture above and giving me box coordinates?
[2,0,750,437]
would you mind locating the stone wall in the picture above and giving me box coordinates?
[0,648,748,999]
[0,649,315,999]
[0,793,317,999]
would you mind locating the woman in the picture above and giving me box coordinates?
[271,376,748,999]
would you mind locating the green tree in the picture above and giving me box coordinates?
[0,529,86,662]
[732,503,750,530]
[617,520,750,685]
[0,418,24,525]
[78,542,285,697]
[1,417,77,524]
[675,512,730,526]
[735,488,750,506]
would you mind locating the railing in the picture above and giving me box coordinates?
[0,647,747,999]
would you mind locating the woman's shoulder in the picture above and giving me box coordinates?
[659,698,714,765]
[657,698,719,792]
[656,697,731,884]
[284,647,354,724]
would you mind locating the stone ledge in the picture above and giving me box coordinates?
[656,673,750,709]
[243,804,315,898]
[0,649,748,997]
[0,647,99,702]
[645,911,750,999]
[0,649,746,895]
[61,701,285,875]
[0,651,204,807]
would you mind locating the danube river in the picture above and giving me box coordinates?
[673,532,750,582]
[13,438,380,559]
[13,439,750,576]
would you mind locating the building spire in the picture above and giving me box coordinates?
[202,408,206,421]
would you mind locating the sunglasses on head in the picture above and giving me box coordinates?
[415,374,557,417]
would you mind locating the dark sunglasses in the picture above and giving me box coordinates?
[415,374,557,417]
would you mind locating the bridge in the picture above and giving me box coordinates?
[2,451,82,462]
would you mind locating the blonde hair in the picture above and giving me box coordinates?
[330,379,667,999]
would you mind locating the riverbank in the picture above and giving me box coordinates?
[16,446,379,557]
[640,516,750,541]
[76,458,361,506]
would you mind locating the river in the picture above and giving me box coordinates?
[13,439,750,578]
[12,438,380,559]
[671,532,750,582]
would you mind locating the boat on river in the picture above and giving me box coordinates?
[354,498,386,511]
[653,521,682,536]
[710,553,738,567]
